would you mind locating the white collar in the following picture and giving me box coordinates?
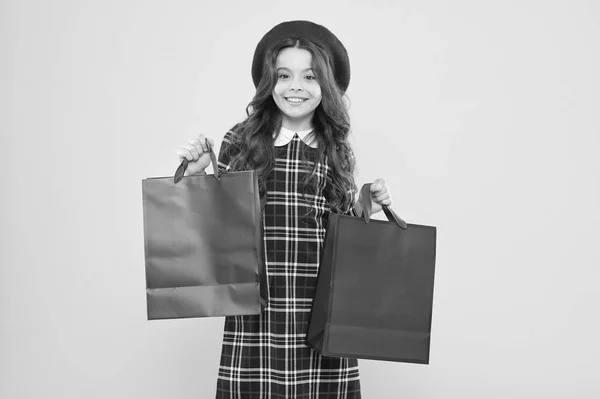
[274,126,317,148]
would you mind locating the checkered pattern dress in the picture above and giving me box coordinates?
[215,127,361,398]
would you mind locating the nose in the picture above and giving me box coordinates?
[289,77,303,92]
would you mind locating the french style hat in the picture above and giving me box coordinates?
[251,20,351,93]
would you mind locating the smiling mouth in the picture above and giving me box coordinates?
[284,97,308,103]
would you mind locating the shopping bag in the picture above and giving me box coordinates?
[306,183,437,364]
[142,144,267,320]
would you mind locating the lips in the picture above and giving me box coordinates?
[284,97,308,104]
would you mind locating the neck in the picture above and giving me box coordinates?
[280,115,314,132]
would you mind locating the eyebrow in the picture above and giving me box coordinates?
[276,67,314,72]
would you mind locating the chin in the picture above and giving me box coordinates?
[284,106,317,118]
[285,111,310,119]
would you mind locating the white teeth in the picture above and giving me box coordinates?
[286,97,306,103]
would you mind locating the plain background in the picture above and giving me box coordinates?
[2,0,599,398]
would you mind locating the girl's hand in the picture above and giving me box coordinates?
[359,178,393,216]
[176,134,215,176]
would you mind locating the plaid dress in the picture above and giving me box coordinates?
[215,127,361,398]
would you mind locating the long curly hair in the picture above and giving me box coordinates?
[224,37,357,213]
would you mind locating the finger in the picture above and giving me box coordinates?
[206,137,215,150]
[186,143,200,160]
[197,134,208,153]
[372,192,390,203]
[370,185,388,197]
[372,192,392,205]
[189,138,203,156]
[177,148,194,162]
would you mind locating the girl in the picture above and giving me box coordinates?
[177,20,392,399]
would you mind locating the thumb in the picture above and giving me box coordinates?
[206,137,215,150]
[371,178,385,192]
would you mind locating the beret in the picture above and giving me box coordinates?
[251,20,350,93]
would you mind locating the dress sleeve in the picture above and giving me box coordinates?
[217,123,242,174]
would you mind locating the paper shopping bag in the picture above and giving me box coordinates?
[306,184,437,363]
[142,145,267,320]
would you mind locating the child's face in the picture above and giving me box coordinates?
[272,47,322,128]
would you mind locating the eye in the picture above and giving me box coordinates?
[278,73,290,79]
[305,75,316,81]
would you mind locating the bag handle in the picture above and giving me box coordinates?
[172,143,268,213]
[173,142,220,183]
[360,183,408,229]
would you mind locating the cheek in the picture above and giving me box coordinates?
[313,87,322,103]
[273,81,286,97]
[312,83,322,98]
